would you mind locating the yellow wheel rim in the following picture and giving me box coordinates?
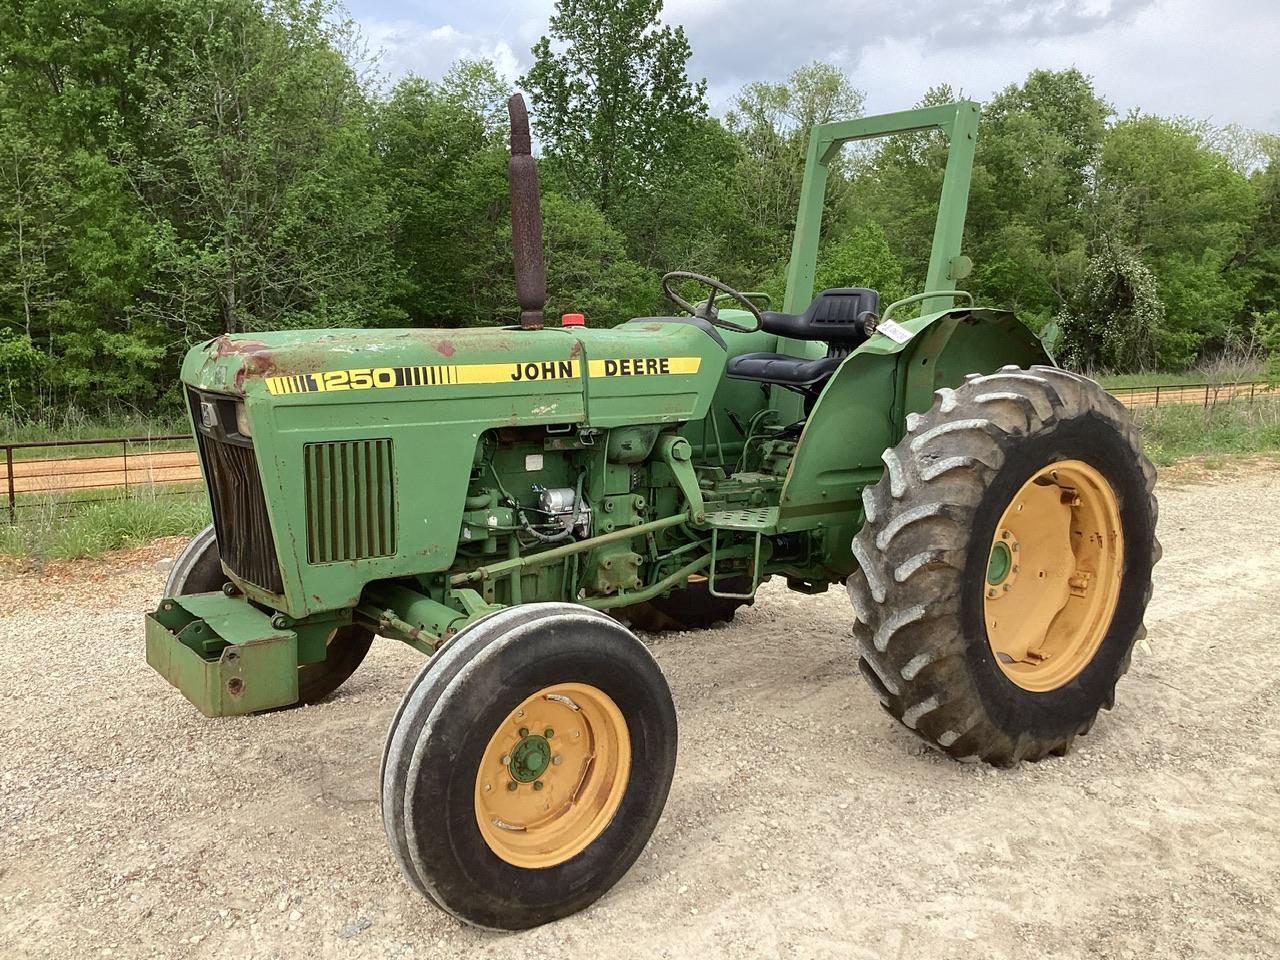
[474,683,630,869]
[983,460,1124,692]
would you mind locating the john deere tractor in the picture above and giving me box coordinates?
[147,95,1159,929]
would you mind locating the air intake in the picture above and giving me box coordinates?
[304,439,396,564]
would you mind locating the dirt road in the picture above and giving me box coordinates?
[0,450,200,495]
[1,467,1278,959]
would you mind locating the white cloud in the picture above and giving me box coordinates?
[361,17,527,86]
[352,0,1280,131]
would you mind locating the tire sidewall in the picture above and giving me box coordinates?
[959,411,1156,737]
[404,614,676,930]
[167,524,223,596]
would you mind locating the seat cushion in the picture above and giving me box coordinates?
[759,287,880,345]
[726,352,843,387]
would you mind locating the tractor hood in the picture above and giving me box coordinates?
[181,320,731,430]
[183,326,584,398]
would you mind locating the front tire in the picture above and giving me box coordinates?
[848,365,1160,765]
[381,603,677,929]
[165,524,371,707]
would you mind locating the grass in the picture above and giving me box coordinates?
[0,485,209,560]
[1132,397,1280,467]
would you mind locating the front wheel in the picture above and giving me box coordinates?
[381,603,677,929]
[848,365,1160,765]
[165,524,371,707]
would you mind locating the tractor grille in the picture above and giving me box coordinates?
[303,439,396,564]
[189,391,284,594]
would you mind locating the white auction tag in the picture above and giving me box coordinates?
[876,319,914,344]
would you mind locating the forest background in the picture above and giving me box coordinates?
[2,0,1277,422]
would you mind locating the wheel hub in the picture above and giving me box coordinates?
[507,732,552,783]
[983,460,1124,692]
[475,683,631,869]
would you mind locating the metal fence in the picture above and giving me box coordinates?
[2,435,199,524]
[1110,380,1277,408]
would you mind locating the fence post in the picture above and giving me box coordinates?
[1155,385,1160,407]
[5,446,14,524]
[122,439,129,494]
[1204,384,1210,409]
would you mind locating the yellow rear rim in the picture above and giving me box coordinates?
[474,683,630,869]
[983,460,1124,692]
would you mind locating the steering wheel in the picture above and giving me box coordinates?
[660,271,763,334]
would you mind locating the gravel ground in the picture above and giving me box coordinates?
[2,464,1278,960]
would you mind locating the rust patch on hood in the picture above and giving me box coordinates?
[435,339,456,358]
[213,335,271,356]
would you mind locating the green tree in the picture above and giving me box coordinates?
[727,62,866,267]
[522,0,707,214]
[374,63,510,324]
[1057,242,1162,371]
[131,0,398,338]
[1095,114,1256,364]
[0,0,174,409]
[967,69,1111,318]
[540,192,655,324]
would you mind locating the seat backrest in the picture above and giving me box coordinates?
[760,288,880,346]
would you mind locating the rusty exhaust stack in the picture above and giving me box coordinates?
[507,93,545,331]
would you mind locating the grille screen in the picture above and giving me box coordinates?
[304,439,396,564]
[191,420,284,593]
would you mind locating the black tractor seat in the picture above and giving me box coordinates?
[726,287,880,393]
[725,353,843,387]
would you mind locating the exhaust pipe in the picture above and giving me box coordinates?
[507,94,546,331]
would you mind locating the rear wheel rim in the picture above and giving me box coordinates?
[474,683,630,869]
[983,460,1124,692]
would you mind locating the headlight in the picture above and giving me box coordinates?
[235,402,252,438]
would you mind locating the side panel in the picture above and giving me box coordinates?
[777,308,1050,578]
[182,322,727,618]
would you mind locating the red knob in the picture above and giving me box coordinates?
[561,312,585,327]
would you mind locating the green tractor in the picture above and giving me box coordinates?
[148,95,1159,929]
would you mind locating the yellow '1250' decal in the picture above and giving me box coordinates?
[263,357,701,395]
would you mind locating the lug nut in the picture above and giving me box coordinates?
[501,755,511,766]
[519,728,529,737]
[506,782,518,792]
[533,781,544,791]
[544,728,554,738]
[552,756,563,766]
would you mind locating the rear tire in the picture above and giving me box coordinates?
[381,603,677,929]
[847,365,1160,765]
[166,524,371,707]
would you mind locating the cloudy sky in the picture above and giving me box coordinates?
[344,0,1279,131]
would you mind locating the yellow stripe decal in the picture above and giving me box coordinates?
[260,356,702,394]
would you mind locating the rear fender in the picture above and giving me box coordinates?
[775,307,1050,575]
